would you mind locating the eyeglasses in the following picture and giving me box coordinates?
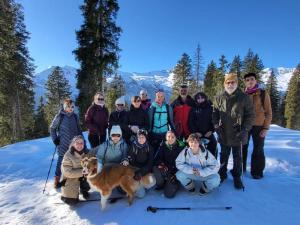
[225,81,236,85]
[111,134,121,138]
[117,104,124,106]
[98,98,104,101]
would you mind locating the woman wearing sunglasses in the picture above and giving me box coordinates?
[85,92,109,148]
[50,98,83,189]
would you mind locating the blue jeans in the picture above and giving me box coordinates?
[55,155,63,177]
[176,170,220,192]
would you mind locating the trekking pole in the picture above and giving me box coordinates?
[42,146,57,194]
[147,206,232,213]
[238,116,245,192]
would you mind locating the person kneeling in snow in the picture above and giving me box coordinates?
[61,135,90,205]
[176,133,220,195]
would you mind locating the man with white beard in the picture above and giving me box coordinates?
[212,73,254,190]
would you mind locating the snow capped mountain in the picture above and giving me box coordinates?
[260,67,296,92]
[33,66,173,106]
[33,66,296,107]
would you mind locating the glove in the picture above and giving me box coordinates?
[158,163,168,176]
[54,138,60,146]
[133,171,142,181]
[236,129,248,141]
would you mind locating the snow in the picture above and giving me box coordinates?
[1,125,300,225]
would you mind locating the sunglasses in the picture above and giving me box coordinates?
[98,98,104,101]
[117,104,124,106]
[111,134,121,138]
[68,105,75,109]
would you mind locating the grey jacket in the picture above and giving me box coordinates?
[50,110,82,156]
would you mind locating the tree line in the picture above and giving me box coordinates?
[0,0,299,146]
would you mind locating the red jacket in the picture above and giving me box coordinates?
[171,96,195,139]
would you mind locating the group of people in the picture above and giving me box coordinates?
[50,72,272,205]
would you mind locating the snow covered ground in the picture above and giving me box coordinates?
[1,125,300,225]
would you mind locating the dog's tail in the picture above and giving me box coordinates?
[140,173,156,189]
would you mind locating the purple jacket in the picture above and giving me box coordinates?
[85,103,109,135]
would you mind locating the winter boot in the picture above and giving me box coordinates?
[81,191,90,200]
[233,176,244,190]
[54,176,61,189]
[199,182,209,196]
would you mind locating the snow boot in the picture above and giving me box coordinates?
[233,176,244,190]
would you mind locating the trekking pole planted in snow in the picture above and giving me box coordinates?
[147,206,232,213]
[42,146,57,194]
[237,116,245,192]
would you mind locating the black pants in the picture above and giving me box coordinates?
[153,166,179,198]
[219,145,242,178]
[243,126,265,176]
[205,134,218,159]
[79,177,90,193]
[149,133,166,157]
[88,133,106,148]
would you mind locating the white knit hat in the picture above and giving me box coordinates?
[110,125,122,137]
[115,97,125,105]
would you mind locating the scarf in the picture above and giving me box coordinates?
[245,84,259,95]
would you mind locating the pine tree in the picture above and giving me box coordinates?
[230,55,243,89]
[44,66,71,125]
[278,93,287,127]
[172,53,194,99]
[192,44,204,92]
[218,55,228,75]
[285,64,300,129]
[203,60,217,100]
[105,74,126,113]
[242,48,264,82]
[266,69,280,124]
[74,0,122,120]
[33,96,48,138]
[0,0,35,145]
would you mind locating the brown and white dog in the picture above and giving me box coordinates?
[81,157,155,210]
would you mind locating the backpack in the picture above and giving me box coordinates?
[57,113,80,132]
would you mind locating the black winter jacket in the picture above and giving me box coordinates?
[188,101,214,135]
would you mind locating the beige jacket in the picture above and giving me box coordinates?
[247,89,272,129]
[61,149,84,199]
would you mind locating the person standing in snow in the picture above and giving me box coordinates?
[50,99,83,189]
[85,92,109,148]
[188,92,217,158]
[212,73,255,190]
[124,96,149,143]
[153,130,185,198]
[148,89,176,153]
[61,135,90,205]
[175,133,220,195]
[108,97,128,141]
[243,73,272,179]
[171,83,195,140]
[140,89,152,112]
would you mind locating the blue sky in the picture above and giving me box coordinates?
[19,0,300,73]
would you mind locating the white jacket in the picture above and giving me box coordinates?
[176,147,220,177]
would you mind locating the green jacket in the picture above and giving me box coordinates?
[212,88,255,146]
